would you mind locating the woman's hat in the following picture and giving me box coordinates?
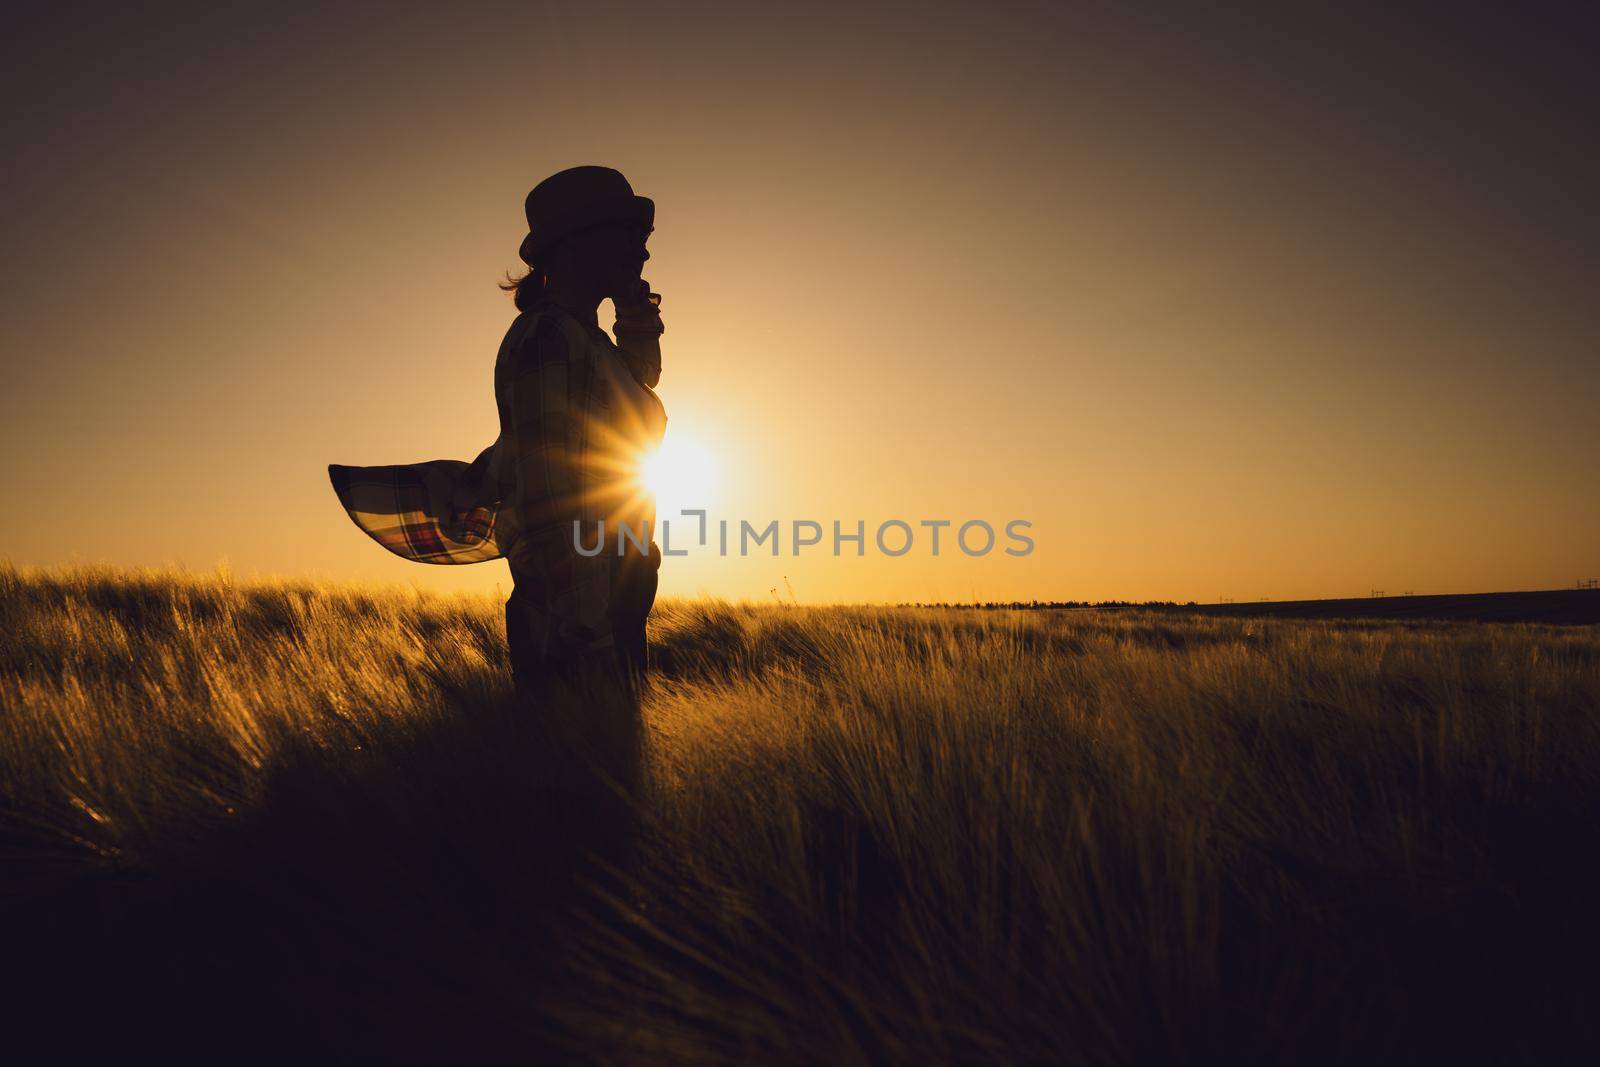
[519,165,654,267]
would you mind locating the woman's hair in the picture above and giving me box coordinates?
[498,264,547,312]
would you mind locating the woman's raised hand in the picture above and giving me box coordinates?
[613,279,664,337]
[612,278,664,388]
[614,277,652,309]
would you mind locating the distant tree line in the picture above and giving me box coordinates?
[898,599,1199,610]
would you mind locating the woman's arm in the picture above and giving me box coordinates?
[505,315,614,653]
[612,286,663,388]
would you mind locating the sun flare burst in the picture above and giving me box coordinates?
[641,436,715,516]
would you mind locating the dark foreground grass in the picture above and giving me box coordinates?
[3,562,1599,1064]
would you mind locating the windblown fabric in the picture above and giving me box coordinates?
[328,297,665,574]
[328,442,504,564]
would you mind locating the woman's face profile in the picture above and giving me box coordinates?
[554,220,652,299]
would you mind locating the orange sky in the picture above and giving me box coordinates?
[3,3,1596,603]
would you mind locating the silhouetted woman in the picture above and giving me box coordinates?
[328,164,667,801]
[496,165,667,795]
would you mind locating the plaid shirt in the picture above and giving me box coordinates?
[329,298,666,645]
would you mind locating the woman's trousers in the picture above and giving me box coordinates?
[504,548,659,810]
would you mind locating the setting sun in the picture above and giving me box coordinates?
[641,436,715,516]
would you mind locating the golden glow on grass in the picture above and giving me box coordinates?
[9,564,1600,1061]
[642,436,716,517]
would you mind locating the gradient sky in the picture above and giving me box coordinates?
[3,2,1596,604]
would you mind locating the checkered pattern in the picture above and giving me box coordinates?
[329,298,667,648]
[327,450,502,564]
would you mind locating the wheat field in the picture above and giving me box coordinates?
[3,561,1598,1064]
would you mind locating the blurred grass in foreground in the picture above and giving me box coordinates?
[3,561,1599,1064]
